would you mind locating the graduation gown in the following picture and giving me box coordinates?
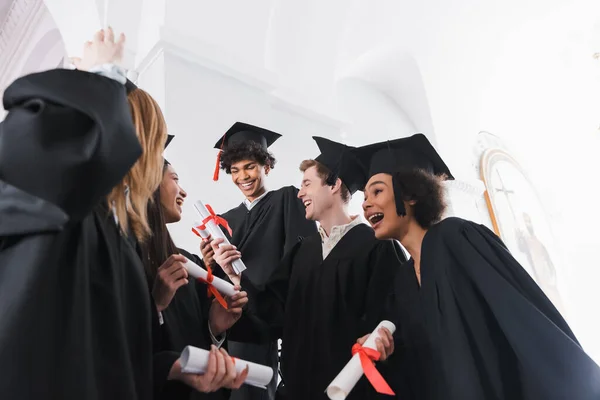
[220,186,318,400]
[153,249,230,400]
[232,223,406,400]
[394,217,600,400]
[0,70,153,399]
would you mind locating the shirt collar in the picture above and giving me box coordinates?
[243,190,270,210]
[318,215,362,241]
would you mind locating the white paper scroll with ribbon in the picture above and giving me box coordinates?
[193,200,247,274]
[183,258,234,309]
[326,321,396,400]
[180,346,274,389]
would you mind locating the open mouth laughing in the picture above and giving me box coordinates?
[365,212,384,229]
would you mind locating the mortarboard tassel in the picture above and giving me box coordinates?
[213,136,226,181]
[213,151,221,181]
[392,174,407,217]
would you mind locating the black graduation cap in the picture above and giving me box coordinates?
[212,122,282,181]
[125,79,137,94]
[312,136,363,195]
[350,133,453,216]
[165,134,174,149]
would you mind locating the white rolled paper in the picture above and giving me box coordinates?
[183,258,238,297]
[194,200,247,274]
[192,221,211,242]
[326,320,396,400]
[180,345,274,389]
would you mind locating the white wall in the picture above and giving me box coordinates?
[161,50,341,254]
[7,0,600,363]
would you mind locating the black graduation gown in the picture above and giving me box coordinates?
[153,248,230,400]
[0,70,153,399]
[220,186,318,400]
[231,223,406,400]
[382,259,435,400]
[399,217,600,400]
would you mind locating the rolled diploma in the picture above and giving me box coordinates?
[192,221,211,242]
[194,200,247,274]
[180,345,274,389]
[183,258,238,297]
[326,320,396,400]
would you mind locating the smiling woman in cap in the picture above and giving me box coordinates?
[348,134,600,400]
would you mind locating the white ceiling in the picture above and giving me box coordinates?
[0,0,14,29]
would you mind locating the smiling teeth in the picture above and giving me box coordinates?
[368,213,383,223]
[241,182,253,188]
[303,200,312,207]
[176,198,183,206]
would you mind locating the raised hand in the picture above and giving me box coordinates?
[152,254,189,312]
[209,286,248,335]
[210,238,242,285]
[71,27,125,71]
[170,346,250,392]
[200,238,216,267]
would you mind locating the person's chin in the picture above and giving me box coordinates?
[165,210,182,224]
[372,223,393,240]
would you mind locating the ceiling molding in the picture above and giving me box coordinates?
[134,26,345,130]
[0,0,45,88]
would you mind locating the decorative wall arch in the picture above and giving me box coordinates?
[479,133,567,316]
[335,46,436,145]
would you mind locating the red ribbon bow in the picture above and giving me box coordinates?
[195,204,232,236]
[197,264,229,310]
[351,343,395,396]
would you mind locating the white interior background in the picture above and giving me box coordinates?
[1,0,599,363]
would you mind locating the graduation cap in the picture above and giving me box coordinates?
[350,133,453,216]
[212,122,282,181]
[312,136,363,195]
[125,78,137,94]
[165,134,174,149]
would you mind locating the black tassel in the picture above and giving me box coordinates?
[392,173,406,217]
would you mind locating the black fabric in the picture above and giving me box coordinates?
[214,122,281,150]
[220,186,318,400]
[231,224,407,400]
[166,134,175,148]
[389,217,600,400]
[348,134,454,189]
[152,248,230,400]
[0,70,152,399]
[312,136,362,195]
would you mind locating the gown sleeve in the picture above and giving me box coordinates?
[439,218,600,399]
[228,240,304,343]
[0,69,141,222]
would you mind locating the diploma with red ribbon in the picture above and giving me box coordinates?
[193,200,247,274]
[183,258,238,309]
[191,222,211,242]
[326,321,396,399]
[180,345,274,389]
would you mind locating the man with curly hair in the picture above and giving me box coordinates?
[204,122,317,400]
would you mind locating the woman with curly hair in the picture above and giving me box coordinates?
[204,122,317,400]
[351,134,600,400]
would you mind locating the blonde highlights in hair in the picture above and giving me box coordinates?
[107,88,167,242]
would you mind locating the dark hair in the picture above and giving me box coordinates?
[299,159,351,203]
[393,168,447,229]
[220,141,276,173]
[139,160,178,283]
